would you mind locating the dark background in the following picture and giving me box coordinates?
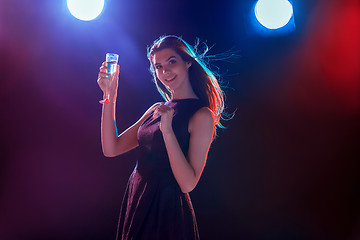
[1,0,359,239]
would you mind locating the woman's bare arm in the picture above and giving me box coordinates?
[159,106,215,193]
[101,102,161,157]
[97,61,161,157]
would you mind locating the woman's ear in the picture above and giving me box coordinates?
[186,61,192,69]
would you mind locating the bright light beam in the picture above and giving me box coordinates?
[255,0,293,29]
[67,0,105,21]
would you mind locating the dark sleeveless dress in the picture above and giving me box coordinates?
[116,98,205,240]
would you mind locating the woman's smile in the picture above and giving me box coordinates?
[165,75,176,82]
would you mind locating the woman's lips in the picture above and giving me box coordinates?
[166,75,176,82]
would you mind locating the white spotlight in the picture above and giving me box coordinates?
[67,0,105,21]
[255,0,293,29]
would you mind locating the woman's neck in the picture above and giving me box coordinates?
[171,89,198,100]
[171,78,198,100]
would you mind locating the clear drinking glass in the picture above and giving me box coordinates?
[101,53,119,103]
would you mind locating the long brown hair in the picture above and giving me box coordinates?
[147,35,227,136]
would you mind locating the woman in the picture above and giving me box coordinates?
[97,35,226,240]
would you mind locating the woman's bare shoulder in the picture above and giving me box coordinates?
[189,107,215,133]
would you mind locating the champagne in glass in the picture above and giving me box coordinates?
[102,53,119,103]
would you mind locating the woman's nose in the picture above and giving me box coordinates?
[162,66,170,74]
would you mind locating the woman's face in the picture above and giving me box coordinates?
[152,48,192,92]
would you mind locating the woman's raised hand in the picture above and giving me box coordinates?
[97,61,120,103]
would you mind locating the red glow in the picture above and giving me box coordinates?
[300,0,360,111]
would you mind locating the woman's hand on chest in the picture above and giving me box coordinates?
[153,102,175,134]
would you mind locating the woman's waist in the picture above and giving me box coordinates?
[134,161,178,185]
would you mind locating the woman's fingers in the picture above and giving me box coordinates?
[153,103,164,119]
[99,63,119,77]
[100,62,119,72]
[99,62,111,74]
[151,103,162,119]
[157,104,172,113]
[153,103,175,119]
[100,66,108,73]
[97,62,111,83]
[97,73,110,87]
[97,70,110,92]
[98,72,110,78]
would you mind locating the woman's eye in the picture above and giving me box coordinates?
[155,65,162,69]
[169,60,176,64]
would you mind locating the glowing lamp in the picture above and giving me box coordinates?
[67,0,105,21]
[255,0,293,29]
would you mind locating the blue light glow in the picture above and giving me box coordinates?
[255,0,293,29]
[67,0,105,21]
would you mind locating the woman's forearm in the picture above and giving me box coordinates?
[162,129,197,193]
[101,100,118,157]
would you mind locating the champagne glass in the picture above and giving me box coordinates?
[100,53,119,103]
